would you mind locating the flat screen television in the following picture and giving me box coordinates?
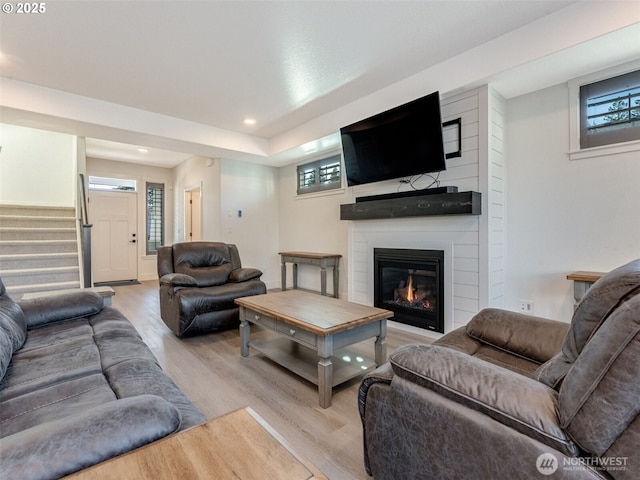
[340,91,446,187]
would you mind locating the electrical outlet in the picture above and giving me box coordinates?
[519,300,534,314]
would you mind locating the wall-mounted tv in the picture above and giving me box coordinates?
[340,91,446,187]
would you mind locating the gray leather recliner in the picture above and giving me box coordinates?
[359,258,640,480]
[157,242,266,337]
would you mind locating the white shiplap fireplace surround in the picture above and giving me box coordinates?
[346,86,506,338]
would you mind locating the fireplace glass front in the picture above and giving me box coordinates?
[374,248,444,333]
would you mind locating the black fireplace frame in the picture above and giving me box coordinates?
[374,248,445,333]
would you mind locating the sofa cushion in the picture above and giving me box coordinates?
[177,280,267,314]
[19,291,104,329]
[0,282,27,382]
[435,326,543,377]
[466,309,568,364]
[229,267,263,283]
[558,293,640,456]
[172,242,234,287]
[534,258,640,388]
[105,359,205,429]
[0,373,117,438]
[184,264,233,287]
[0,395,181,480]
[0,333,103,402]
[159,272,198,287]
[389,344,579,456]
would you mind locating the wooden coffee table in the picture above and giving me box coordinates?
[65,407,327,479]
[235,290,393,408]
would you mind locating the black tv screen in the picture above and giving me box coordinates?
[340,91,446,187]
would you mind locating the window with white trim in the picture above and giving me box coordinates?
[146,182,164,255]
[580,70,640,149]
[297,154,342,195]
[88,176,136,191]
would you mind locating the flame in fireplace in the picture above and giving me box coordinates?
[406,275,415,302]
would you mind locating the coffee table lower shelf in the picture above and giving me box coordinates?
[250,335,377,387]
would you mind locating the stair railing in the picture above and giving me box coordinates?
[78,174,92,288]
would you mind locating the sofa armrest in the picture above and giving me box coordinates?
[19,291,104,329]
[357,363,394,475]
[466,308,569,363]
[358,363,394,421]
[0,395,182,480]
[389,344,579,456]
[159,273,198,287]
[229,267,263,283]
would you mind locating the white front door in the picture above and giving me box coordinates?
[89,190,138,283]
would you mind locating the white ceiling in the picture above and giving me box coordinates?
[1,1,639,168]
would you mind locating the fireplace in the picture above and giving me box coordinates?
[374,248,444,333]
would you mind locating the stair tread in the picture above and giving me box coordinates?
[1,265,79,274]
[0,205,74,213]
[0,227,76,231]
[0,213,75,221]
[0,252,77,259]
[0,239,76,244]
[0,204,83,294]
[6,281,81,293]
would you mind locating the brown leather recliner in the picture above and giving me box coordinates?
[157,242,266,337]
[359,258,640,480]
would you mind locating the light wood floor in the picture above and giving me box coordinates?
[110,281,433,479]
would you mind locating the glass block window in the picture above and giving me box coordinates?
[146,182,164,255]
[580,70,640,149]
[297,154,342,195]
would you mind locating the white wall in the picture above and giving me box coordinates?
[278,153,350,297]
[505,82,640,322]
[87,157,175,281]
[220,158,280,289]
[88,155,280,286]
[173,155,222,242]
[485,88,507,308]
[0,124,77,207]
[167,156,280,287]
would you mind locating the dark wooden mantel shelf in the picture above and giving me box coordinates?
[340,191,481,221]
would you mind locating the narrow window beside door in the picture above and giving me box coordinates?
[146,183,164,255]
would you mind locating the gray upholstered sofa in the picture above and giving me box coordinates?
[158,241,266,337]
[359,258,640,480]
[0,278,205,480]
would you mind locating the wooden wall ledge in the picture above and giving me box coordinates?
[340,191,481,221]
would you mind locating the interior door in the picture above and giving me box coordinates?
[185,187,202,241]
[89,190,138,283]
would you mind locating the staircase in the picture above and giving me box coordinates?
[0,204,81,299]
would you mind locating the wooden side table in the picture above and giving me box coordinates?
[64,407,327,479]
[567,271,605,305]
[279,251,341,298]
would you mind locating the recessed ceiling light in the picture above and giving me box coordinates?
[137,147,149,153]
[243,118,256,126]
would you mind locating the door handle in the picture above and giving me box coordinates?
[129,239,136,243]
